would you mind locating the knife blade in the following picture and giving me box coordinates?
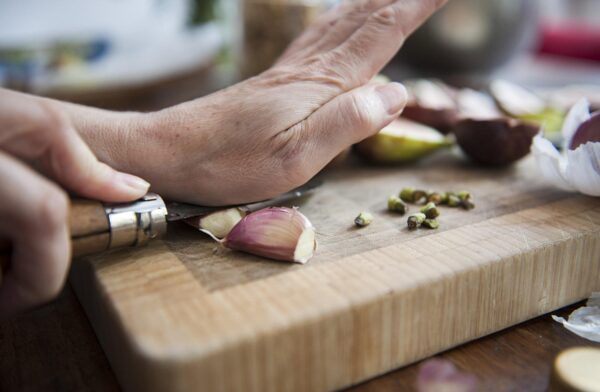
[0,178,323,279]
[164,177,323,221]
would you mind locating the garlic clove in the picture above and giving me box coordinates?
[223,207,316,264]
[185,207,247,239]
[355,118,451,164]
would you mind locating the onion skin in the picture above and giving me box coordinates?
[453,118,539,166]
[223,207,316,263]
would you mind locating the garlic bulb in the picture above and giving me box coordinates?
[532,98,600,196]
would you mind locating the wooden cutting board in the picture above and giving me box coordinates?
[70,154,600,392]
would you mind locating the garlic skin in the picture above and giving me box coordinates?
[223,207,316,264]
[185,208,247,239]
[532,98,600,196]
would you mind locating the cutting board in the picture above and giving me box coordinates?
[70,154,600,392]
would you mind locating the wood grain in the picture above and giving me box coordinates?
[69,156,600,392]
[2,288,598,392]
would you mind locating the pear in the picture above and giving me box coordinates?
[355,118,451,164]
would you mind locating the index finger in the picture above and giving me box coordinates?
[324,0,447,88]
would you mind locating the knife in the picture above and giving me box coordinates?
[0,179,321,277]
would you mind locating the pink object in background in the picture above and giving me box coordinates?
[539,22,600,62]
[417,358,478,392]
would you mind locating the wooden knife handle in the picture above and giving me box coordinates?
[0,194,167,284]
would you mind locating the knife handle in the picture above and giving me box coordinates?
[0,194,167,284]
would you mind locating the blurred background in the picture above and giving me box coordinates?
[1,0,599,110]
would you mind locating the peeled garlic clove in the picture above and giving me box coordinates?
[453,118,539,166]
[185,207,247,239]
[355,118,451,164]
[402,79,459,134]
[223,207,316,264]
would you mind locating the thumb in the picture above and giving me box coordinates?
[303,81,407,154]
[43,109,150,202]
[0,89,149,202]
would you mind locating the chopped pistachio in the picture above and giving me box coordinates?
[354,212,373,227]
[457,191,471,201]
[400,187,427,203]
[447,194,462,207]
[439,192,450,205]
[461,199,475,210]
[413,189,427,204]
[426,191,443,204]
[422,219,440,229]
[420,202,440,219]
[399,187,415,203]
[387,195,407,214]
[407,212,426,230]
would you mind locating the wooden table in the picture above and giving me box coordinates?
[0,285,597,391]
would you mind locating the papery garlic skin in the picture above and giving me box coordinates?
[185,208,246,239]
[223,207,316,264]
[532,98,600,196]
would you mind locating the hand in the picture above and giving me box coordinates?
[73,0,447,205]
[0,89,150,316]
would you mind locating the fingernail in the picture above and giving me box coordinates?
[116,172,150,193]
[376,82,407,115]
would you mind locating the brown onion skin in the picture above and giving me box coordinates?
[570,111,600,150]
[453,118,539,166]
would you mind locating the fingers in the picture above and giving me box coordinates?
[297,0,398,60]
[0,89,149,202]
[327,0,447,86]
[275,2,346,64]
[276,0,397,65]
[282,82,407,177]
[0,152,70,316]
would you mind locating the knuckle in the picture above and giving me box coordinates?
[277,128,313,187]
[35,101,69,137]
[370,6,399,28]
[346,93,373,130]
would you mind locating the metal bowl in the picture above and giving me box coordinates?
[395,0,539,74]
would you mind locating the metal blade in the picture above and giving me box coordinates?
[165,178,323,221]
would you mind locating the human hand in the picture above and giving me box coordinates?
[76,0,447,205]
[0,89,149,316]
